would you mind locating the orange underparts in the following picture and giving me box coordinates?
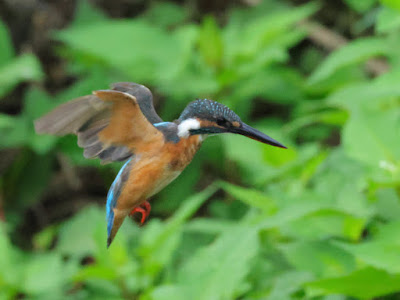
[129,201,151,224]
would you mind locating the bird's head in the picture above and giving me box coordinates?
[177,99,286,148]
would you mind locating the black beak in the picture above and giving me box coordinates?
[230,123,287,149]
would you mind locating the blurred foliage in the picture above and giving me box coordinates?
[0,0,400,299]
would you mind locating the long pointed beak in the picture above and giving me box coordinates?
[230,123,287,149]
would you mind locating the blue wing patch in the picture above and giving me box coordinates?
[106,158,132,246]
[154,122,180,143]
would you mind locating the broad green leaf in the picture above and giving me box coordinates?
[177,226,259,300]
[219,181,277,215]
[56,20,180,83]
[0,20,14,66]
[73,265,117,281]
[311,149,371,216]
[376,6,400,33]
[0,224,21,289]
[342,105,400,166]
[262,139,297,167]
[70,0,106,27]
[266,271,313,300]
[344,0,377,12]
[0,113,16,130]
[151,285,188,300]
[22,253,66,294]
[79,279,122,298]
[306,267,400,299]
[0,54,44,98]
[139,185,218,254]
[0,115,29,148]
[336,221,400,273]
[230,66,305,105]
[57,206,106,257]
[327,72,400,109]
[308,38,390,85]
[281,241,356,278]
[237,3,318,57]
[306,65,367,96]
[222,133,276,184]
[198,16,224,68]
[257,200,331,230]
[142,2,186,28]
[138,186,217,280]
[184,219,236,235]
[282,210,366,241]
[0,87,56,152]
[7,152,54,210]
[381,0,400,12]
[373,188,400,220]
[33,225,58,250]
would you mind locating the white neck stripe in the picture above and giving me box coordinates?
[177,118,201,138]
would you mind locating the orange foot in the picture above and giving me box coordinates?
[129,201,151,225]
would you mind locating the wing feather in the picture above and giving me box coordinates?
[34,82,164,164]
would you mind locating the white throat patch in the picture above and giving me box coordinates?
[177,118,201,138]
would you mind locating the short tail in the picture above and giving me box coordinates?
[106,210,126,248]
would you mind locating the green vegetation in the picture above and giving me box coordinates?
[0,0,400,299]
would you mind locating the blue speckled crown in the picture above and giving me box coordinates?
[179,99,241,123]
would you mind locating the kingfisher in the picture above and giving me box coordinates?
[35,82,286,247]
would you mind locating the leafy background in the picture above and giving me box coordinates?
[0,0,399,299]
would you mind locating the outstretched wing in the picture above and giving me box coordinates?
[110,82,162,124]
[34,83,164,164]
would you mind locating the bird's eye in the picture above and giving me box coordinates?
[216,118,229,127]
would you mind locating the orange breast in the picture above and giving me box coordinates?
[108,135,203,242]
[115,135,203,212]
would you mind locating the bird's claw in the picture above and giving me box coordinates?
[129,201,151,225]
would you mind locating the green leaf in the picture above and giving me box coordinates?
[0,53,44,98]
[56,20,180,83]
[376,6,400,33]
[344,0,377,12]
[138,186,218,280]
[236,3,318,58]
[380,0,400,12]
[70,0,106,27]
[0,20,14,66]
[308,38,390,85]
[327,72,400,109]
[306,267,400,298]
[198,16,224,68]
[6,152,54,210]
[22,253,66,294]
[281,241,356,278]
[177,226,259,300]
[230,66,305,105]
[342,105,400,166]
[266,271,314,300]
[57,206,106,257]
[139,185,218,254]
[0,224,21,290]
[219,181,277,215]
[142,2,186,28]
[373,188,400,220]
[283,210,366,241]
[151,285,187,300]
[336,221,400,273]
[0,114,16,130]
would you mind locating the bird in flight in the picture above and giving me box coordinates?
[35,82,286,247]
